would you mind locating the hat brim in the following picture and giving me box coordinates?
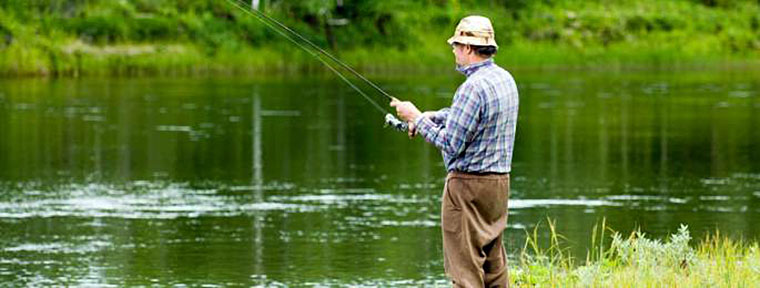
[447,35,498,48]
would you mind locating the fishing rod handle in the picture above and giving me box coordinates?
[384,114,408,132]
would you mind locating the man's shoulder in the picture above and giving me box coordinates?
[486,62,514,81]
[468,63,514,88]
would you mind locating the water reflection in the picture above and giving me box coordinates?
[0,70,759,286]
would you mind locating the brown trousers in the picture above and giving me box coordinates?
[442,171,510,288]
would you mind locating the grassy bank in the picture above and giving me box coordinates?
[511,220,760,287]
[1,0,759,76]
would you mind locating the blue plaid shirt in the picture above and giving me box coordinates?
[414,58,519,173]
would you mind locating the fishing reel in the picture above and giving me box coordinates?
[384,113,408,132]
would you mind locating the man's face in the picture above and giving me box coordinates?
[451,43,470,66]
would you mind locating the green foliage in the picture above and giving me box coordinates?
[609,224,696,270]
[132,16,177,41]
[0,0,759,75]
[66,15,128,44]
[691,0,758,8]
[0,21,12,48]
[515,220,760,287]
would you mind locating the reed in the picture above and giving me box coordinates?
[512,219,760,287]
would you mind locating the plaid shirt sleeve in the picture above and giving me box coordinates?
[429,108,450,124]
[414,83,481,155]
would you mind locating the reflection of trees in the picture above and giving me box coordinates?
[518,77,760,193]
[0,90,5,168]
[514,73,760,251]
[251,91,264,279]
[1,74,759,283]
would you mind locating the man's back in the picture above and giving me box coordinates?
[447,59,519,173]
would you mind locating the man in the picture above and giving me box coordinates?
[390,15,519,287]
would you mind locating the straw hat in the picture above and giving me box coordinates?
[447,15,498,48]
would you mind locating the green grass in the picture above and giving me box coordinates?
[0,0,759,76]
[511,219,760,287]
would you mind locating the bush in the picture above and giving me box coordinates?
[67,15,128,44]
[610,225,696,270]
[0,23,12,48]
[692,0,753,8]
[131,16,177,41]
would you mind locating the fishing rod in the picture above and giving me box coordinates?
[224,0,408,132]
[242,1,396,101]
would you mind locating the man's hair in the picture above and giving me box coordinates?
[470,45,498,57]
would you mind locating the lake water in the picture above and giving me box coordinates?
[1,69,759,286]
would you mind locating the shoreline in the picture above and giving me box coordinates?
[2,43,759,78]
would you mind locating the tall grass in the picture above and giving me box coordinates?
[512,218,760,287]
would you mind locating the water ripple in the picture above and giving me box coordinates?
[0,182,315,219]
[1,181,756,221]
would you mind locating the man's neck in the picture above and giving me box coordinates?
[465,56,489,66]
[456,57,493,76]
[460,57,492,69]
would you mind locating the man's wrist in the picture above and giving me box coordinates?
[413,114,425,125]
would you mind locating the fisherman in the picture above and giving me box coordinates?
[391,15,519,287]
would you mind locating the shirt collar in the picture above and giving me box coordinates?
[455,58,494,77]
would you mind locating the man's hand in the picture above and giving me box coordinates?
[390,98,422,139]
[389,98,422,123]
[419,111,435,120]
[407,121,416,138]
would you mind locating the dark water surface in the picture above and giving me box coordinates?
[1,69,759,286]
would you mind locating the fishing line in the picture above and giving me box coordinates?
[239,1,396,101]
[224,0,390,115]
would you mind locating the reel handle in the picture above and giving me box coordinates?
[384,113,408,132]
